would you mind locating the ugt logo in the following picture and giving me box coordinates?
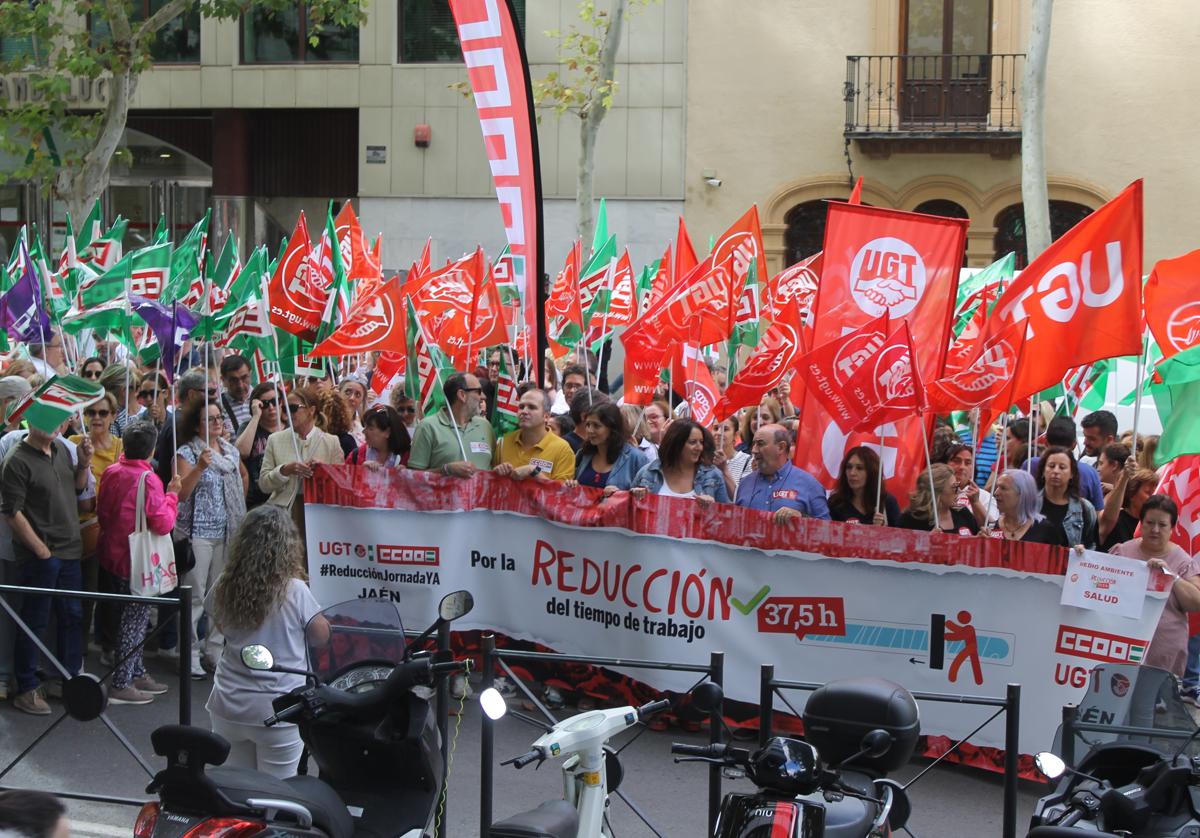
[849,237,927,318]
[1167,302,1200,353]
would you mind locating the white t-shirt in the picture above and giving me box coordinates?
[658,483,695,499]
[205,578,322,726]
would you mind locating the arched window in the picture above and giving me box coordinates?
[784,199,837,266]
[994,201,1094,269]
[913,199,970,267]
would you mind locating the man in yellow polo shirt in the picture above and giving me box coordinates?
[493,388,575,481]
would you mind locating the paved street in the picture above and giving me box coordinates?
[0,652,1047,837]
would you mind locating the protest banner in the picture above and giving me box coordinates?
[305,466,1169,755]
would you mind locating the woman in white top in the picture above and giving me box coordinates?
[205,505,331,778]
[629,420,731,504]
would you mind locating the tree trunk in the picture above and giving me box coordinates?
[1021,0,1054,262]
[55,68,135,222]
[574,0,627,247]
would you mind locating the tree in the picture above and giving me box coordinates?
[535,0,654,248]
[0,0,365,222]
[1020,0,1054,261]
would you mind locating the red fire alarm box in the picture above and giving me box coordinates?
[414,124,431,148]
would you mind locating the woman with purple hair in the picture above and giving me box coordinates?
[986,468,1067,545]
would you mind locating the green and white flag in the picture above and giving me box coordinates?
[165,209,211,305]
[9,375,105,433]
[1152,346,1200,466]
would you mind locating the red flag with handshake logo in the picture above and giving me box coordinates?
[793,203,967,490]
[927,317,1029,415]
[983,180,1143,402]
[1145,248,1200,361]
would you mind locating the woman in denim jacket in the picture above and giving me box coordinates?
[631,420,730,504]
[1036,446,1098,549]
[568,402,649,496]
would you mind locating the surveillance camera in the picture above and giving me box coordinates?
[704,177,722,188]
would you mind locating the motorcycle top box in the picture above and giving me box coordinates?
[803,677,920,775]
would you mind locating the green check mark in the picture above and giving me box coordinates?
[730,585,771,616]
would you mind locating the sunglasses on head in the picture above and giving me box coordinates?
[84,408,110,418]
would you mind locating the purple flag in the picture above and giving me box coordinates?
[1,239,54,343]
[129,294,198,381]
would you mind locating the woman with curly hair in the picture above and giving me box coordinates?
[315,389,357,458]
[205,505,330,777]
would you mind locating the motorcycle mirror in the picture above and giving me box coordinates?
[860,729,893,759]
[479,687,508,721]
[691,682,724,714]
[1035,751,1067,779]
[439,590,475,622]
[241,645,274,671]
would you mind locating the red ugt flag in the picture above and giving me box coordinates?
[794,202,966,490]
[984,180,1143,401]
[1145,248,1200,361]
[799,314,890,432]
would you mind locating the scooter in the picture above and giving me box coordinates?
[133,590,476,838]
[481,682,674,838]
[1026,663,1200,836]
[673,679,918,838]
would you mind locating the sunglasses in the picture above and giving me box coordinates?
[258,397,278,408]
[286,403,304,412]
[463,387,483,394]
[84,409,111,418]
[136,390,156,400]
[81,370,102,379]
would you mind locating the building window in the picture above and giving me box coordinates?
[242,6,358,63]
[993,201,1094,269]
[901,0,992,124]
[1,34,48,67]
[784,199,836,266]
[398,0,524,63]
[91,0,200,64]
[913,199,969,267]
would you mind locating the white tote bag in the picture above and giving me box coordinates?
[129,471,177,597]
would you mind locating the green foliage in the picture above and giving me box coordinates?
[0,0,367,194]
[532,0,642,118]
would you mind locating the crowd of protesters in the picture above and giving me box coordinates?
[0,334,1196,748]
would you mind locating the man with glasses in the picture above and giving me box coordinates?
[408,373,494,476]
[134,376,170,428]
[219,356,253,437]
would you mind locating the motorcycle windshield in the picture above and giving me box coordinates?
[306,598,407,683]
[1053,663,1200,759]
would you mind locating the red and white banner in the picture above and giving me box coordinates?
[305,466,1168,755]
[450,0,544,369]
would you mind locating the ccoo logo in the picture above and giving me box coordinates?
[1166,302,1200,353]
[849,237,927,318]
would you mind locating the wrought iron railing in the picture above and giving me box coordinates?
[844,53,1025,135]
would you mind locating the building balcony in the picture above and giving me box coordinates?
[843,53,1025,157]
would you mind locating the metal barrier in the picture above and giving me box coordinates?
[758,664,1022,838]
[0,582,194,807]
[478,634,725,837]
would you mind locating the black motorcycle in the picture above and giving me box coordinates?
[1026,663,1200,837]
[673,678,919,838]
[133,590,475,838]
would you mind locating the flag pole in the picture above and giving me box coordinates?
[1025,396,1038,473]
[1130,327,1149,464]
[445,388,469,463]
[920,412,939,529]
[266,275,304,464]
[596,257,615,397]
[875,426,886,519]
